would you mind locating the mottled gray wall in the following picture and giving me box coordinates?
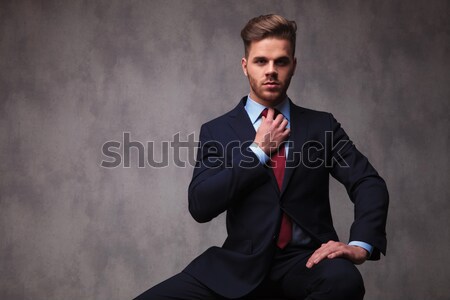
[0,0,449,299]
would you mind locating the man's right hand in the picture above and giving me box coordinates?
[254,108,290,155]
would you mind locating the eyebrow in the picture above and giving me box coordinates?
[252,56,267,61]
[276,57,291,62]
[252,56,291,62]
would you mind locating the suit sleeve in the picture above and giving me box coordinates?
[327,114,389,260]
[188,123,270,223]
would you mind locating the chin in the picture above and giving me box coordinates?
[263,93,283,102]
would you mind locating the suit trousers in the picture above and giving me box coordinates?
[133,244,365,300]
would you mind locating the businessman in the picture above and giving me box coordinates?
[135,14,389,300]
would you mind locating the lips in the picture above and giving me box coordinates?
[264,82,280,89]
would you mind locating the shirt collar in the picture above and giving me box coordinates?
[245,94,290,125]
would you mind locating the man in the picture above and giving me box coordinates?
[135,14,388,300]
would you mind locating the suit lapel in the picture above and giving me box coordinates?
[227,97,256,143]
[281,101,309,196]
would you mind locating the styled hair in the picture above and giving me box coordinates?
[241,14,297,58]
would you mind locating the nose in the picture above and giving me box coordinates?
[265,61,277,77]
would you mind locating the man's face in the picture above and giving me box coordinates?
[241,37,297,107]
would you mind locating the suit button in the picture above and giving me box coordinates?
[273,235,277,240]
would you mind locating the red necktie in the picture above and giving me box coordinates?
[261,108,292,249]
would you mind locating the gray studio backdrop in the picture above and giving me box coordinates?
[1,1,449,299]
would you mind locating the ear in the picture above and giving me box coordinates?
[241,57,248,77]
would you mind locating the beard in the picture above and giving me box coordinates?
[247,73,291,106]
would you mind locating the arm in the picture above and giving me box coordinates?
[188,123,269,223]
[307,114,389,267]
[327,113,389,260]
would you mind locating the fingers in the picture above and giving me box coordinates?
[267,108,275,120]
[255,108,290,154]
[306,241,369,269]
[327,250,345,259]
[276,118,289,142]
[306,241,347,269]
[306,247,329,269]
[265,111,288,132]
[264,109,286,123]
[279,116,288,129]
[283,127,291,138]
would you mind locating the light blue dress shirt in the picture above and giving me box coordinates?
[244,95,373,256]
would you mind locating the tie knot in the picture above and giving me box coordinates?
[261,108,282,119]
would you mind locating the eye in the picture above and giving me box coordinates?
[254,58,267,65]
[275,58,290,66]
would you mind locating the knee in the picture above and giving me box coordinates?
[319,259,365,300]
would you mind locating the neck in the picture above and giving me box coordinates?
[249,93,287,108]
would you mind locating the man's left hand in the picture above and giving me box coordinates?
[306,241,368,269]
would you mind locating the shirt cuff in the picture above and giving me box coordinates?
[348,241,373,257]
[249,143,270,164]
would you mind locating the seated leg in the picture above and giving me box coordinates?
[133,271,222,300]
[280,257,365,300]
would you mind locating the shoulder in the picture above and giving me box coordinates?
[290,102,334,124]
[200,97,247,129]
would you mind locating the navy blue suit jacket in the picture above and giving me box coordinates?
[184,97,389,299]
